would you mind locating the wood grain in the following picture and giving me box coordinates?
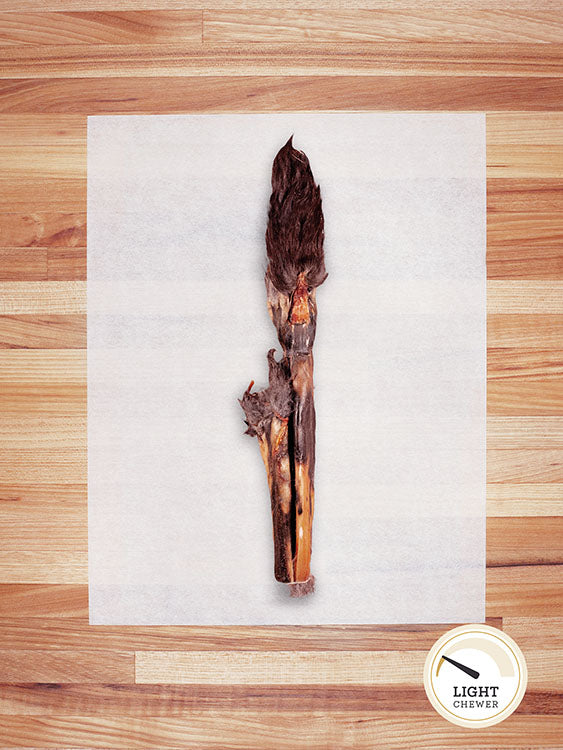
[0,713,561,749]
[0,5,561,748]
[2,43,563,78]
[1,76,562,114]
[0,11,202,46]
[203,10,563,44]
[0,650,135,683]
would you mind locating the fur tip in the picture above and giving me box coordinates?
[266,138,326,294]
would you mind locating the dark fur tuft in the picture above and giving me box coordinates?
[240,350,293,436]
[265,137,327,294]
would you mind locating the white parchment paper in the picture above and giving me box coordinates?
[88,113,486,624]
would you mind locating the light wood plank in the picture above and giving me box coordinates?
[0,619,501,653]
[488,348,563,380]
[487,484,563,516]
[0,551,87,583]
[487,418,563,449]
[503,617,563,648]
[0,650,134,683]
[1,77,562,114]
[1,42,563,78]
[0,315,86,348]
[488,315,562,348]
[488,145,563,178]
[487,451,562,483]
[0,350,84,382]
[488,381,563,416]
[0,282,85,314]
[1,0,561,9]
[0,713,561,750]
[0,11,201,45]
[135,650,422,684]
[203,9,563,44]
[140,648,563,688]
[487,282,563,313]
[488,112,563,145]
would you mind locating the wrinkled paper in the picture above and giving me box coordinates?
[88,113,486,624]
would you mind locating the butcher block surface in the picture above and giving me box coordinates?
[0,3,561,748]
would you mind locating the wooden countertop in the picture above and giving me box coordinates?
[0,4,561,748]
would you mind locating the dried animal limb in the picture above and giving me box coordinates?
[240,137,327,597]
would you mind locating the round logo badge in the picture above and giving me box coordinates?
[423,624,527,728]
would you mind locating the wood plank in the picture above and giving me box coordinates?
[487,282,563,313]
[0,447,85,481]
[503,617,563,648]
[0,177,84,211]
[488,315,562,348]
[1,682,556,716]
[138,648,563,689]
[0,416,85,448]
[488,145,563,178]
[1,77,562,114]
[488,381,563,416]
[134,650,420,684]
[487,179,563,213]
[0,282,85,313]
[487,484,563,516]
[488,210,563,250]
[0,713,561,750]
[0,350,84,382]
[0,11,201,45]
[488,517,563,567]
[488,113,563,145]
[487,564,562,584]
[0,212,86,247]
[487,451,562,483]
[1,0,561,9]
[47,246,86,280]
[488,348,563,380]
[487,582,563,617]
[0,551,86,583]
[0,620,501,653]
[0,247,47,280]
[203,9,563,44]
[0,314,86,348]
[0,650,134,683]
[0,384,85,417]
[1,42,563,78]
[0,583,87,618]
[487,245,563,280]
[487,418,563,449]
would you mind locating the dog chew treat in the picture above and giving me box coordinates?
[240,137,327,597]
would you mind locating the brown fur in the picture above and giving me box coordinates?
[265,137,327,294]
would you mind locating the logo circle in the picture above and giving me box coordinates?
[423,624,527,728]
